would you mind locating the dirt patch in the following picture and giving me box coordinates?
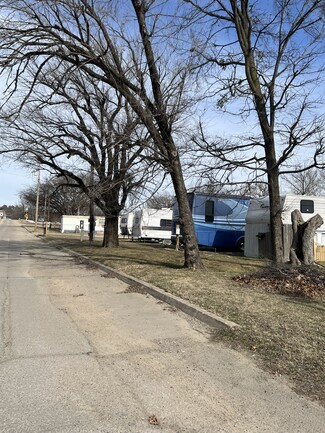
[122,284,148,295]
[100,271,116,279]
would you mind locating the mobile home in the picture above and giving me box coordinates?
[61,215,105,233]
[120,211,134,236]
[244,195,325,259]
[132,208,173,241]
[172,193,250,250]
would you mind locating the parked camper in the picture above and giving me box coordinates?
[172,193,250,250]
[132,208,173,241]
[120,211,134,236]
[244,195,325,259]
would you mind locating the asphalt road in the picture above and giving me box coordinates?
[0,220,324,433]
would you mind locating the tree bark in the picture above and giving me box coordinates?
[102,215,119,248]
[290,209,323,265]
[267,165,284,264]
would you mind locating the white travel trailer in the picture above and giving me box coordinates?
[120,211,134,236]
[244,195,325,259]
[61,215,105,233]
[132,208,173,241]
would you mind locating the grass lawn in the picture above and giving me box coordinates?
[33,226,325,406]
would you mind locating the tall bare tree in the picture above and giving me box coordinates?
[0,0,203,268]
[1,66,153,247]
[184,0,325,263]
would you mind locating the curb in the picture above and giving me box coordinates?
[56,245,239,331]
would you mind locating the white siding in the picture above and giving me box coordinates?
[244,222,270,258]
[120,211,134,236]
[245,195,325,258]
[132,208,172,240]
[61,215,105,233]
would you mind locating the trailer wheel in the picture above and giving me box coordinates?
[236,238,245,252]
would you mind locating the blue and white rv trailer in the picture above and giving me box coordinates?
[172,193,250,250]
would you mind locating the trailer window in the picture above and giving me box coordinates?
[205,200,214,222]
[160,219,172,228]
[300,200,314,214]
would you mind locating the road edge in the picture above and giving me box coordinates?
[53,244,239,331]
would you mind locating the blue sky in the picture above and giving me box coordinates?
[0,0,323,206]
[0,162,35,206]
[0,65,35,205]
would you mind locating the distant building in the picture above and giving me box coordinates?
[60,215,105,233]
[0,210,6,220]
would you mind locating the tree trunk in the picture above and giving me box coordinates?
[290,210,323,265]
[267,166,284,263]
[241,32,284,264]
[131,0,203,270]
[290,209,305,266]
[102,215,119,248]
[169,154,204,270]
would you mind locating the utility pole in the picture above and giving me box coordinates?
[43,189,48,236]
[34,169,40,232]
[88,165,95,242]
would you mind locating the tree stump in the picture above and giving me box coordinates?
[289,209,323,265]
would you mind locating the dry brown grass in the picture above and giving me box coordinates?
[36,227,325,406]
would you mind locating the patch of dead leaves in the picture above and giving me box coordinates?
[233,265,325,298]
[148,415,160,425]
[123,284,147,294]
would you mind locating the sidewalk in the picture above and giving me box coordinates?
[57,245,239,330]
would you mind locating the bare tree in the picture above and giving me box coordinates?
[284,167,322,196]
[146,193,175,209]
[184,0,325,263]
[0,0,203,268]
[19,178,93,220]
[1,66,154,247]
[0,204,25,220]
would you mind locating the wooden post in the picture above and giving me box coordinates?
[175,223,180,251]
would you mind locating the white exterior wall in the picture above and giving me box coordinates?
[132,210,142,238]
[245,195,325,258]
[118,216,122,235]
[281,195,325,227]
[61,215,105,233]
[132,208,172,240]
[244,197,271,258]
[244,223,270,258]
[120,212,134,236]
